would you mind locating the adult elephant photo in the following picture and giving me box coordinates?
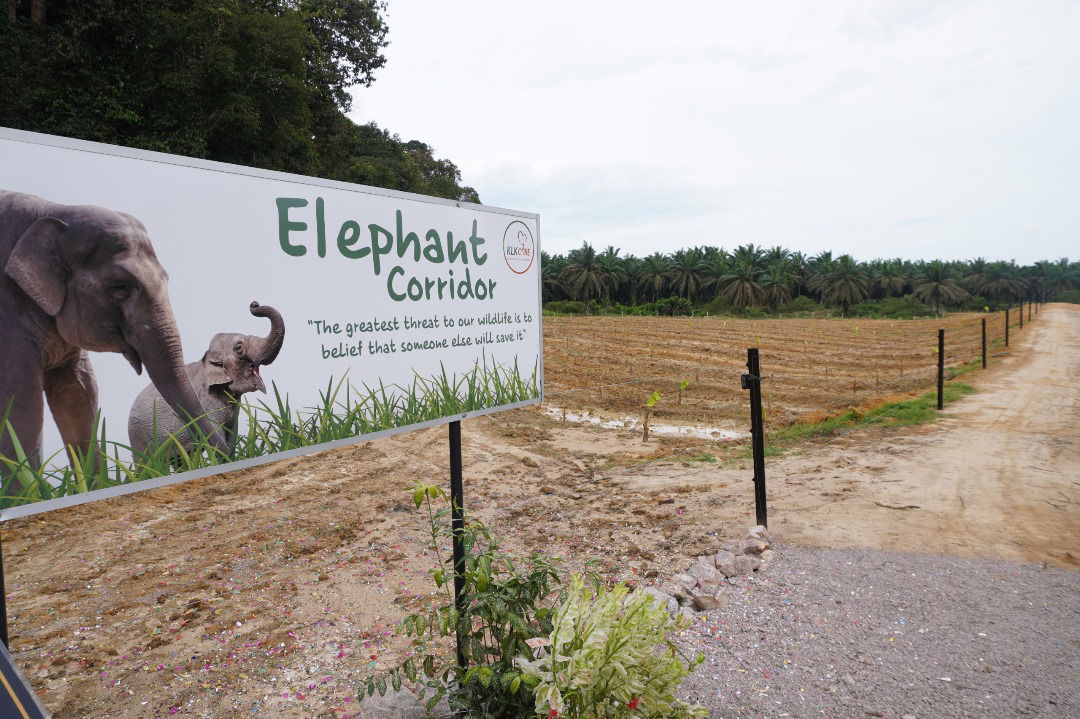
[0,190,230,475]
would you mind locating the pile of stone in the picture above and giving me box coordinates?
[641,525,774,614]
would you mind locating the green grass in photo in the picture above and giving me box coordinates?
[0,356,538,509]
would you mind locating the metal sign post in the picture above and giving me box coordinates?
[448,421,467,670]
[0,528,6,647]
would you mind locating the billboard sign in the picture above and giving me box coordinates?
[0,128,542,517]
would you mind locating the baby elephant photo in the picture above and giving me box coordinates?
[128,301,285,461]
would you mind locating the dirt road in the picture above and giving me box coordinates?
[766,303,1080,567]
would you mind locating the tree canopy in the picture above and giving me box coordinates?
[0,0,479,202]
[542,243,1079,315]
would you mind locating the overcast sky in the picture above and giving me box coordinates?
[350,1,1080,264]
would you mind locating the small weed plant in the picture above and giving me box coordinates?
[359,485,706,718]
[360,482,565,717]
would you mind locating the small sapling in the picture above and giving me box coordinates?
[642,389,661,442]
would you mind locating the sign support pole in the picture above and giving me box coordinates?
[0,527,7,647]
[448,421,467,670]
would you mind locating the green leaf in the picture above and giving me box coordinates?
[425,687,445,712]
[423,654,435,677]
[391,670,401,692]
[509,675,522,694]
[376,676,386,697]
[403,658,417,682]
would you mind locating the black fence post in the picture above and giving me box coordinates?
[1020,301,1024,329]
[937,329,945,410]
[1005,308,1010,347]
[1029,301,1032,322]
[448,421,466,670]
[742,349,767,528]
[981,318,987,369]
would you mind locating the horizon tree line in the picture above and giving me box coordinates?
[542,244,1079,314]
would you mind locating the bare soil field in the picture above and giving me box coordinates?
[3,305,1076,718]
[544,310,1006,427]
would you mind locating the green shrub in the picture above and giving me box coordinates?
[777,296,824,314]
[516,574,707,718]
[848,295,931,319]
[1055,289,1080,304]
[359,484,566,716]
[544,300,588,315]
[697,297,733,315]
[642,296,693,316]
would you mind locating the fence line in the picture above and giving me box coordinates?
[541,310,1032,431]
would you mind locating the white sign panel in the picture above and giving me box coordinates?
[0,128,541,516]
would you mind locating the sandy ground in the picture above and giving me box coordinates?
[2,305,1076,718]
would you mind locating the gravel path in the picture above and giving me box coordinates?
[676,546,1080,719]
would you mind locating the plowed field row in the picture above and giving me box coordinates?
[541,311,1023,428]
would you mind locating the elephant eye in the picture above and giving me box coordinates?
[110,284,133,301]
[209,359,224,367]
[234,342,244,354]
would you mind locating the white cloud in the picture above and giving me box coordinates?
[350,0,1080,263]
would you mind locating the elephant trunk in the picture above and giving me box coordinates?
[247,301,284,366]
[130,306,230,454]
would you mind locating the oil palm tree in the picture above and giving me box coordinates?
[638,252,671,301]
[560,243,609,304]
[719,258,763,309]
[759,260,795,309]
[700,249,730,300]
[666,248,707,301]
[912,260,969,315]
[824,255,868,316]
[597,246,626,303]
[983,261,1028,304]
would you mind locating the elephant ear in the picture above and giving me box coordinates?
[201,351,233,389]
[4,217,69,316]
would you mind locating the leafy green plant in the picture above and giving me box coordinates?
[677,380,688,406]
[358,483,568,717]
[516,574,707,718]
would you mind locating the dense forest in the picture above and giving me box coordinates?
[0,0,480,202]
[542,244,1080,317]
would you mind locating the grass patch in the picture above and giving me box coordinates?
[1,357,538,509]
[767,381,976,449]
